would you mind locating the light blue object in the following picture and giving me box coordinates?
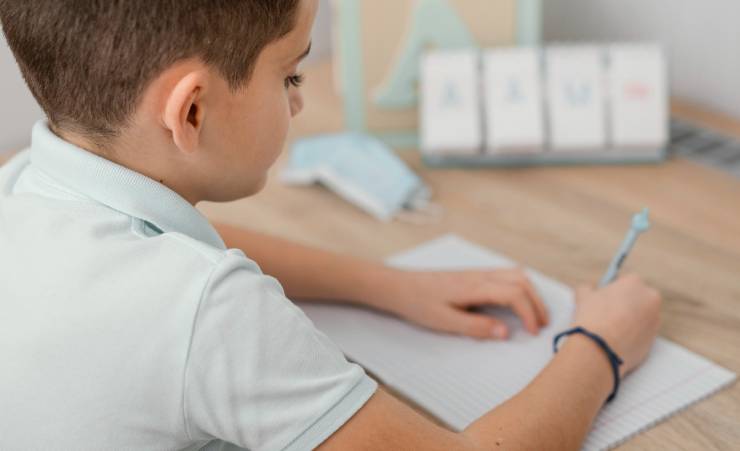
[3,121,380,451]
[339,0,366,132]
[599,208,651,287]
[337,0,542,144]
[442,81,463,108]
[373,0,477,110]
[565,81,593,106]
[506,79,526,103]
[517,0,543,45]
[282,133,429,222]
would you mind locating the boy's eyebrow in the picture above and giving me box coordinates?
[293,41,312,64]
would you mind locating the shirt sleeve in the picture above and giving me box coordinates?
[183,250,377,451]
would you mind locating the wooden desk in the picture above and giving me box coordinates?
[1,62,738,449]
[200,62,740,450]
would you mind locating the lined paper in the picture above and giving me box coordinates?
[299,235,736,450]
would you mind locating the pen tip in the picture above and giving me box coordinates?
[632,208,651,232]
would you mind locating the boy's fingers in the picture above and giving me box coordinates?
[489,269,549,326]
[487,284,539,334]
[519,278,548,326]
[465,282,541,335]
[508,296,540,334]
[441,308,510,340]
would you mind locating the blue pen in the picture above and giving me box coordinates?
[599,208,651,287]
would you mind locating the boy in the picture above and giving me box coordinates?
[0,1,661,450]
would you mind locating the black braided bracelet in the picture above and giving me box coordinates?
[553,326,624,403]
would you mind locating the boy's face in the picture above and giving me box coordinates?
[196,0,318,202]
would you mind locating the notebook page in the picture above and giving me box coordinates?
[299,235,736,450]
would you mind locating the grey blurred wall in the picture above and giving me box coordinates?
[543,0,740,119]
[310,0,740,118]
[0,33,43,152]
[1,0,738,151]
[307,0,333,63]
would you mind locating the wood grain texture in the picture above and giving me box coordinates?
[1,61,738,450]
[200,62,740,450]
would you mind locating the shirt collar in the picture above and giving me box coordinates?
[29,120,226,250]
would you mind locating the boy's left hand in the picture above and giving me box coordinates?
[382,268,549,340]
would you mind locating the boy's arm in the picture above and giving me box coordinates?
[318,276,662,450]
[213,226,661,450]
[213,222,548,339]
[320,334,612,451]
[213,222,397,312]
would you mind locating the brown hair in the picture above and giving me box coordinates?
[0,0,300,144]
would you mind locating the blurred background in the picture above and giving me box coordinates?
[305,0,740,117]
[1,0,738,151]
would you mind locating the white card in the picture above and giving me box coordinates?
[483,48,545,153]
[420,50,482,155]
[608,44,668,149]
[546,46,607,152]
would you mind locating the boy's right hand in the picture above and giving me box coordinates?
[572,274,662,376]
[319,274,664,451]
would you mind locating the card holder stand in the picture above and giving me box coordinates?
[420,43,668,167]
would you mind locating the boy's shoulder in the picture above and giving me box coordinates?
[1,143,376,451]
[0,144,263,298]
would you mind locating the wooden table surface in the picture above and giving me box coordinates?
[2,61,738,449]
[200,62,740,450]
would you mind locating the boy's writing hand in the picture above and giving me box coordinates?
[382,268,549,340]
[572,274,662,376]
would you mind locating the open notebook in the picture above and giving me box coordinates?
[299,235,736,450]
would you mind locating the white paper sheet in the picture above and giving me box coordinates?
[299,235,736,450]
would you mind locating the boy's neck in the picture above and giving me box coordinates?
[53,124,202,206]
[54,125,110,158]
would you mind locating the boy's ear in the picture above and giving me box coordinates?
[163,71,206,154]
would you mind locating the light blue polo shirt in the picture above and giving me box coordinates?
[0,121,377,451]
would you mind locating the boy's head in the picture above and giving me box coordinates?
[0,0,317,203]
